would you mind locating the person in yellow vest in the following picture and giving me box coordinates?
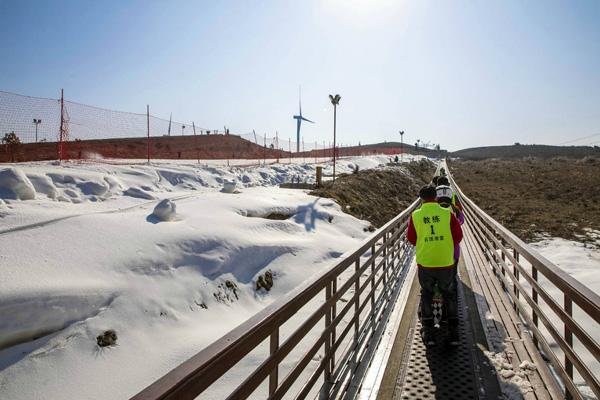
[407,185,463,346]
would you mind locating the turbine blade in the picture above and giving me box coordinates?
[301,117,314,123]
[299,86,302,116]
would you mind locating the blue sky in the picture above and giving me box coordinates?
[1,0,599,150]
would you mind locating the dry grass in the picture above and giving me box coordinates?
[310,159,435,227]
[449,158,600,242]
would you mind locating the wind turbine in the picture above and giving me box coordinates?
[293,87,314,152]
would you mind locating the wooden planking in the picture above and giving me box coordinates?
[462,224,543,399]
[461,221,563,399]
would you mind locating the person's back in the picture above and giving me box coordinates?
[411,202,455,267]
[408,185,463,346]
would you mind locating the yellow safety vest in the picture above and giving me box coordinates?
[412,202,454,267]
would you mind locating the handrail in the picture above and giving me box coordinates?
[131,198,420,400]
[447,165,600,400]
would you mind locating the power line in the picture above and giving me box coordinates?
[558,132,600,145]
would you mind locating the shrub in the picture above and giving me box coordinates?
[97,330,117,347]
[2,131,21,145]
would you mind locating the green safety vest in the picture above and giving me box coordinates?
[412,202,454,267]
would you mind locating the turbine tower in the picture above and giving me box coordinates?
[293,87,314,152]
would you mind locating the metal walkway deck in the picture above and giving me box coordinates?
[391,274,483,400]
[377,219,563,400]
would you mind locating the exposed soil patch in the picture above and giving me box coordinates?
[96,330,117,347]
[310,159,435,228]
[449,157,600,242]
[244,211,294,220]
[256,270,274,291]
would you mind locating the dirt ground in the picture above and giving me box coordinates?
[310,159,435,228]
[449,157,600,243]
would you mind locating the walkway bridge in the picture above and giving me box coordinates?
[131,168,600,400]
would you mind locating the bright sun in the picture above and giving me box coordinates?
[320,0,403,27]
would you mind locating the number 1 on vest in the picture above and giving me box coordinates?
[430,225,435,235]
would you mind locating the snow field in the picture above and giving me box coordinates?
[0,154,417,399]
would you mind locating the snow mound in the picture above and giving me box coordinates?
[124,186,156,200]
[0,291,115,350]
[151,199,177,221]
[77,180,109,196]
[0,168,36,200]
[26,174,57,199]
[222,180,237,193]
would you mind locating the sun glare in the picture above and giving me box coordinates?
[320,0,403,27]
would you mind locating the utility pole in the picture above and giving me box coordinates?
[59,88,64,161]
[399,130,404,162]
[329,94,341,182]
[146,105,150,163]
[33,119,41,142]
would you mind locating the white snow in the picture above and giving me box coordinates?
[527,235,600,399]
[0,168,36,200]
[0,154,424,400]
[150,199,177,222]
[484,350,536,399]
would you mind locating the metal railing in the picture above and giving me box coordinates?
[449,172,600,400]
[131,199,419,400]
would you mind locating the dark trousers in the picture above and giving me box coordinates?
[418,266,458,326]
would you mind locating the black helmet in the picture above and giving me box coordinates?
[419,185,437,200]
[437,176,449,186]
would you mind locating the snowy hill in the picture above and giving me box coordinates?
[0,154,424,399]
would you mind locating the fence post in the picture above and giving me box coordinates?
[532,263,539,348]
[564,294,573,400]
[193,121,199,164]
[354,259,360,368]
[513,248,520,314]
[269,328,279,396]
[331,277,337,377]
[146,105,150,164]
[383,232,388,294]
[370,244,376,332]
[325,281,332,385]
[59,88,64,161]
[302,139,305,164]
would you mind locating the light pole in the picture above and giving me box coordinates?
[181,125,186,136]
[329,94,341,182]
[399,130,404,162]
[33,119,41,142]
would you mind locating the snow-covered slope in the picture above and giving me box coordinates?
[0,154,421,400]
[529,234,600,398]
